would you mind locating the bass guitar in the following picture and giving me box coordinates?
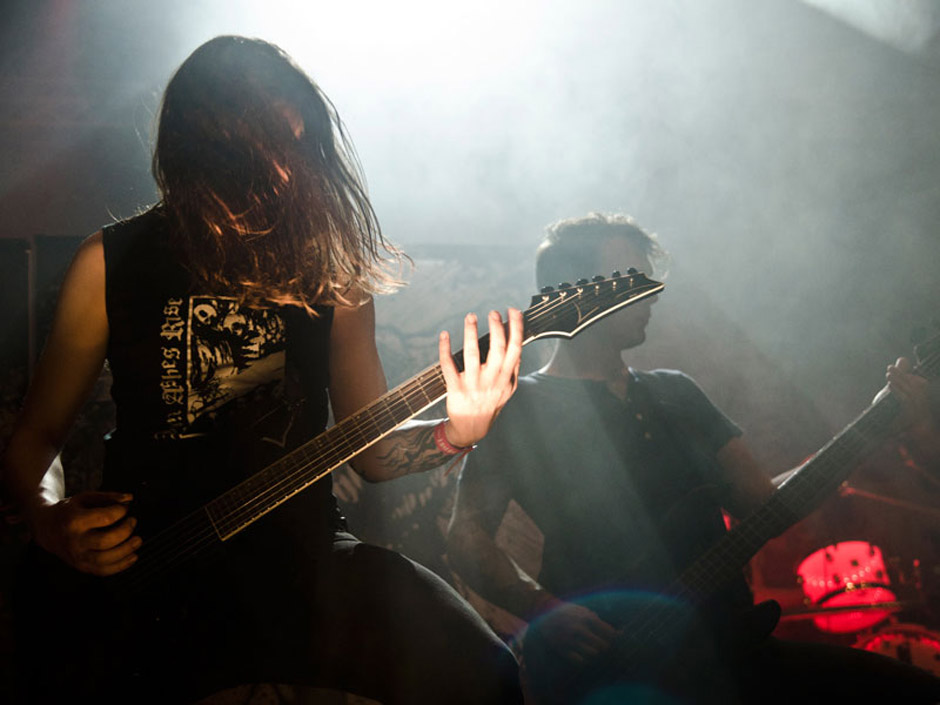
[524,331,940,704]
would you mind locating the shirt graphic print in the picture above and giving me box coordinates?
[159,295,287,430]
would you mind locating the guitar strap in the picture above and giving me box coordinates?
[628,369,726,502]
[627,370,757,613]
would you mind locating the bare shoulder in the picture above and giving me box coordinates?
[73,229,105,270]
[330,293,378,355]
[50,230,107,343]
[331,290,374,323]
[60,230,106,292]
[66,230,104,290]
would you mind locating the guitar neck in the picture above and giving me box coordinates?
[200,271,663,542]
[205,361,452,540]
[676,392,901,603]
[607,391,904,671]
[123,272,664,587]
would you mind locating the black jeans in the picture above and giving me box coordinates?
[18,532,523,705]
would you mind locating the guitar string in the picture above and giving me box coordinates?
[123,280,661,586]
[128,296,930,610]
[664,344,939,601]
[134,287,918,599]
[121,282,641,586]
[570,343,940,685]
[213,375,446,533]
[678,391,907,597]
[608,397,904,668]
[188,281,657,539]
[123,362,453,586]
[132,280,648,572]
[577,412,903,683]
[125,364,463,585]
[121,373,452,587]
[125,316,501,583]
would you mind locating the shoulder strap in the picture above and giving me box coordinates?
[629,369,722,486]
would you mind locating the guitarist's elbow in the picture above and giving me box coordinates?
[347,457,384,483]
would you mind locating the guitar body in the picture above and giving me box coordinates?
[517,488,776,705]
[14,428,332,702]
[14,520,324,703]
[15,543,180,701]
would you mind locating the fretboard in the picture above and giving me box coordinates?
[676,393,901,603]
[206,363,450,540]
[119,270,665,588]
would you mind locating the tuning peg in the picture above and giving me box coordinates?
[558,282,572,290]
[592,275,605,282]
[540,286,555,294]
[626,267,638,275]
[576,278,589,286]
[611,270,621,278]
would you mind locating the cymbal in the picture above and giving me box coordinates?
[839,483,940,522]
[779,601,913,621]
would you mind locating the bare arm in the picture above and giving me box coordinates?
[329,297,523,482]
[2,233,109,515]
[446,466,615,663]
[446,494,558,620]
[1,232,139,575]
[714,436,776,519]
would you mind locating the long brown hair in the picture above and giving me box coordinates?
[152,35,404,310]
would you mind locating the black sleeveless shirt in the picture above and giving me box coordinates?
[101,207,342,551]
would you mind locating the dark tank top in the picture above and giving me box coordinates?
[100,207,342,555]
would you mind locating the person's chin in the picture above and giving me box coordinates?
[621,331,646,350]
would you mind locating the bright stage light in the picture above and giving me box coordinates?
[201,0,545,93]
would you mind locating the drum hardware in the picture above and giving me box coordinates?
[780,601,910,621]
[854,623,940,676]
[838,482,940,523]
[835,483,938,605]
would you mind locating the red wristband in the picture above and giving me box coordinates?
[434,421,472,455]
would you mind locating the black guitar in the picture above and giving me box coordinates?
[524,332,940,705]
[15,270,664,698]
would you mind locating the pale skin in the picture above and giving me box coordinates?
[446,236,935,666]
[1,231,523,578]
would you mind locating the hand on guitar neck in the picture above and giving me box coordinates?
[772,354,938,489]
[882,356,940,459]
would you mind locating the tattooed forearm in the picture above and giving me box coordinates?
[358,420,452,480]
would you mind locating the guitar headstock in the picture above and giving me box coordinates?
[524,269,664,341]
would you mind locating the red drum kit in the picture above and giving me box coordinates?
[781,538,940,675]
[794,540,900,634]
[855,624,940,675]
